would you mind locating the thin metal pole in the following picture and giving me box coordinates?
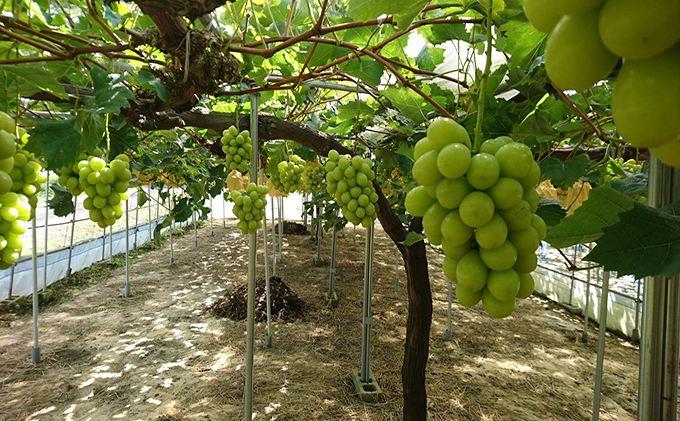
[244,90,259,421]
[568,245,577,305]
[632,278,642,342]
[101,229,105,260]
[169,190,174,264]
[109,226,113,263]
[134,195,139,248]
[277,196,283,263]
[360,222,375,383]
[592,271,611,421]
[316,208,322,263]
[124,200,130,297]
[42,171,49,292]
[223,193,226,228]
[261,172,272,347]
[147,185,152,242]
[445,279,452,341]
[638,157,680,421]
[8,263,14,299]
[156,188,160,221]
[582,267,592,343]
[303,193,308,230]
[67,196,77,275]
[193,209,197,248]
[353,225,356,246]
[31,217,40,363]
[210,197,214,236]
[271,197,276,276]
[394,246,399,292]
[328,226,338,298]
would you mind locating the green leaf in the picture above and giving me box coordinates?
[395,141,414,161]
[48,184,75,217]
[544,187,635,249]
[173,197,194,222]
[346,0,429,30]
[88,67,135,114]
[498,20,546,70]
[424,23,470,45]
[342,58,384,87]
[305,43,344,67]
[401,231,425,246]
[75,111,105,152]
[382,86,434,125]
[138,189,148,207]
[610,172,648,197]
[540,154,592,190]
[137,70,172,102]
[415,45,445,71]
[0,65,68,99]
[536,197,567,227]
[109,122,139,158]
[29,118,81,170]
[585,201,680,278]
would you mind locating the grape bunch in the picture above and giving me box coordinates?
[0,193,33,269]
[325,150,378,227]
[523,0,680,167]
[231,183,269,234]
[304,163,326,194]
[270,155,305,194]
[221,126,253,173]
[599,157,647,204]
[9,131,47,210]
[79,154,132,229]
[405,118,546,319]
[56,148,104,197]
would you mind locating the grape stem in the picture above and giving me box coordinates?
[472,0,494,153]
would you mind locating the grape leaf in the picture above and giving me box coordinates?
[342,58,384,87]
[346,0,429,30]
[585,201,680,278]
[88,67,135,114]
[610,172,648,197]
[137,71,172,102]
[415,45,445,71]
[543,186,635,248]
[138,189,148,207]
[540,154,592,190]
[48,184,75,217]
[536,197,567,227]
[109,122,139,158]
[401,231,425,246]
[382,86,434,125]
[29,117,81,170]
[0,65,68,99]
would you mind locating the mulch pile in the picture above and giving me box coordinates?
[209,276,306,322]
[274,221,310,235]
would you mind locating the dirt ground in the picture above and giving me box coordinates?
[0,220,642,421]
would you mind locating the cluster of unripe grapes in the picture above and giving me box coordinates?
[523,0,680,168]
[600,157,647,204]
[406,118,546,318]
[57,150,132,229]
[325,150,378,227]
[231,183,269,234]
[0,112,45,269]
[304,163,326,194]
[270,155,305,194]
[221,125,253,173]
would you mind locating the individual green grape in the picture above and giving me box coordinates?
[458,191,495,228]
[475,214,508,250]
[516,272,536,299]
[465,153,500,190]
[481,288,516,319]
[456,250,488,292]
[479,241,518,272]
[486,177,523,210]
[456,283,483,307]
[486,269,521,302]
[440,209,474,247]
[405,186,437,217]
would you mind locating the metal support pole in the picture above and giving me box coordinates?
[147,185,152,242]
[244,90,259,421]
[360,222,375,382]
[8,263,14,299]
[316,210,323,264]
[592,271,611,421]
[109,226,113,263]
[31,217,40,363]
[193,209,197,248]
[271,197,276,276]
[134,196,139,249]
[638,157,680,421]
[394,246,399,292]
[67,196,77,275]
[353,225,356,246]
[42,171,49,292]
[210,197,214,236]
[261,173,272,347]
[568,245,577,306]
[582,267,592,343]
[101,229,106,260]
[632,278,642,342]
[277,196,283,263]
[223,193,226,228]
[124,200,130,297]
[327,227,338,299]
[169,190,174,264]
[303,193,308,230]
[445,279,452,341]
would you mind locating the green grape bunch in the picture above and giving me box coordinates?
[68,153,132,229]
[231,183,269,234]
[325,150,379,227]
[304,163,326,194]
[599,157,647,204]
[10,131,47,210]
[270,155,305,194]
[221,126,253,173]
[0,193,32,269]
[56,147,104,197]
[405,118,546,319]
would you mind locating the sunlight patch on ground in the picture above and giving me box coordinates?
[211,352,234,371]
[147,398,162,405]
[157,359,186,373]
[265,402,281,414]
[475,357,533,373]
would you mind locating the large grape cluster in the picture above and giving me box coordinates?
[600,157,647,204]
[270,155,305,194]
[304,163,326,194]
[0,112,45,269]
[523,0,680,168]
[221,126,253,173]
[325,150,378,227]
[405,118,546,319]
[231,183,269,234]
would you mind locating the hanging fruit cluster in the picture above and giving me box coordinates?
[325,150,378,227]
[304,162,326,194]
[269,155,305,194]
[524,0,680,167]
[221,126,253,173]
[0,112,46,269]
[231,183,269,234]
[405,118,546,318]
[57,150,132,229]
